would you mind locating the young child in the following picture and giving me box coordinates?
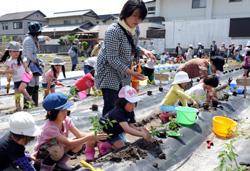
[0,111,40,170]
[42,57,66,97]
[159,71,198,123]
[83,56,97,74]
[186,75,219,106]
[0,41,33,111]
[142,59,155,85]
[242,47,250,77]
[100,85,155,150]
[71,69,97,97]
[34,93,107,170]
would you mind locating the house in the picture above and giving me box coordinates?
[0,10,47,42]
[150,0,250,48]
[43,9,99,39]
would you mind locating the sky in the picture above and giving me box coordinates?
[0,0,129,17]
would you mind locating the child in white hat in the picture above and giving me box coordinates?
[159,71,198,123]
[0,112,40,170]
[42,57,66,97]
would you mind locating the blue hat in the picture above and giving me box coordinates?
[43,93,73,111]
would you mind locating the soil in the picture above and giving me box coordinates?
[96,139,164,163]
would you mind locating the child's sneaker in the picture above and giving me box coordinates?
[84,146,95,162]
[97,142,112,156]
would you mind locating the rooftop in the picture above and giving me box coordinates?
[0,10,46,21]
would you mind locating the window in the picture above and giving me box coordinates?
[148,6,156,12]
[192,0,207,8]
[13,22,22,29]
[229,0,242,2]
[2,23,8,30]
[229,18,250,37]
[64,20,71,25]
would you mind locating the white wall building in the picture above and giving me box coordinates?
[151,0,250,48]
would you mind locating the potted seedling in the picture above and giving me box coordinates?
[203,102,209,110]
[147,91,153,96]
[165,119,182,137]
[149,126,160,137]
[90,104,98,111]
[212,100,219,108]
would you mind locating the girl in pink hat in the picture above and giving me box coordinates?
[99,85,155,150]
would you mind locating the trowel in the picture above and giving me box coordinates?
[81,160,104,171]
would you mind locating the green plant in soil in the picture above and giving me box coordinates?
[165,119,180,131]
[90,115,116,135]
[215,139,247,171]
[149,126,161,137]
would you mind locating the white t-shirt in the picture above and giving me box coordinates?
[6,58,26,82]
[186,83,206,104]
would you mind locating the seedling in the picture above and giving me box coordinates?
[215,140,247,171]
[149,126,161,137]
[89,115,116,135]
[166,119,180,132]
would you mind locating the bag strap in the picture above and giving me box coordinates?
[117,23,137,57]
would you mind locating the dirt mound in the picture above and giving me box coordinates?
[96,139,165,163]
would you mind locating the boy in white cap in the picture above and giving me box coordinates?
[159,71,198,123]
[0,112,40,170]
[100,85,155,149]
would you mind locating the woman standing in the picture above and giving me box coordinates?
[22,22,46,107]
[96,0,156,116]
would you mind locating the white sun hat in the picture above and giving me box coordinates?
[145,60,155,69]
[50,57,66,65]
[9,112,40,137]
[172,71,191,85]
[118,85,140,103]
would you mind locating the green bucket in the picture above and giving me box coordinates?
[176,106,198,125]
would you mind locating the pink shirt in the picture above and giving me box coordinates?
[42,69,58,84]
[35,116,74,151]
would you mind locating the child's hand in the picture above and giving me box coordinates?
[143,131,156,143]
[94,132,108,141]
[192,100,199,108]
[133,72,146,81]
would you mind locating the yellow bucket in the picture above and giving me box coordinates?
[212,116,237,139]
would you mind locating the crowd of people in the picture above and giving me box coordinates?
[0,0,250,170]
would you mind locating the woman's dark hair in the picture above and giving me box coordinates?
[51,65,66,78]
[115,98,137,109]
[46,109,60,121]
[210,56,225,72]
[120,0,147,21]
[0,50,23,65]
[246,51,250,56]
[203,75,219,87]
[29,31,41,37]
